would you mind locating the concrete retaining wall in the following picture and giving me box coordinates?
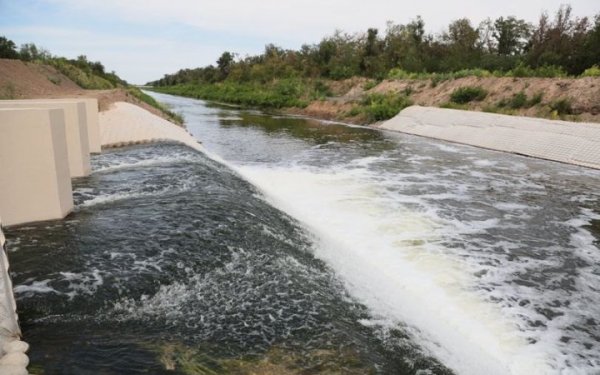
[1,99,101,154]
[0,220,29,374]
[0,108,74,227]
[0,101,91,177]
[378,106,600,169]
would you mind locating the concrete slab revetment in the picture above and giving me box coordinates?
[0,101,91,177]
[378,106,600,169]
[0,108,74,226]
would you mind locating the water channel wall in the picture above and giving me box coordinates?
[0,101,91,177]
[0,108,74,227]
[379,106,600,169]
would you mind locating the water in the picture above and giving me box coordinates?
[5,92,600,374]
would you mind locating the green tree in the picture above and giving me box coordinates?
[493,16,531,55]
[217,51,234,80]
[0,36,19,59]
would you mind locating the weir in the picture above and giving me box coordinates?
[379,106,600,169]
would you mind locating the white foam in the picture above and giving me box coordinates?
[93,154,197,173]
[236,165,549,375]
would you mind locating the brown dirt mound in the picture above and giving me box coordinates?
[0,58,80,98]
[0,58,171,119]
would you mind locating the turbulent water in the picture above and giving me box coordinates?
[5,92,600,375]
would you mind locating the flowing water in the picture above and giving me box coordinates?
[4,92,600,374]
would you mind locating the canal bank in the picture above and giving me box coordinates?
[377,105,600,170]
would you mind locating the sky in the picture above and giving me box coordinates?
[1,0,598,84]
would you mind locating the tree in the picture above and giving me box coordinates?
[217,51,234,80]
[0,36,19,59]
[493,16,531,55]
[441,18,481,70]
[360,28,385,77]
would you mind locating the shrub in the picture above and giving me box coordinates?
[313,80,332,97]
[363,80,378,90]
[549,98,573,115]
[581,65,600,77]
[528,92,544,106]
[450,86,488,104]
[499,91,527,109]
[361,93,412,121]
[507,63,567,78]
[388,68,413,80]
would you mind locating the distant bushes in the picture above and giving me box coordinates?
[47,58,115,89]
[387,65,574,82]
[152,80,316,109]
[450,86,488,103]
[506,63,567,78]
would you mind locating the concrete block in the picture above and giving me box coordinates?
[0,99,100,153]
[0,101,90,177]
[0,108,74,226]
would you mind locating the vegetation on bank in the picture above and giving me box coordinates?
[146,5,600,121]
[0,36,182,124]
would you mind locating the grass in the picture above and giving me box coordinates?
[151,79,323,109]
[450,86,487,104]
[128,87,184,124]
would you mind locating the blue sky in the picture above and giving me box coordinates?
[1,0,598,84]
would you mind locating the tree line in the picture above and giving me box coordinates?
[149,5,600,86]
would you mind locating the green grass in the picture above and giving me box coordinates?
[128,87,184,124]
[450,86,488,104]
[581,65,600,77]
[150,79,318,109]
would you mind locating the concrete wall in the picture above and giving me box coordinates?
[379,106,600,169]
[0,219,29,374]
[0,101,91,177]
[1,99,100,154]
[0,108,74,226]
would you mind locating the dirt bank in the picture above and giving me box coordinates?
[286,76,600,125]
[0,58,171,120]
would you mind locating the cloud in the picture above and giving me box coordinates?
[6,0,599,83]
[47,0,598,39]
